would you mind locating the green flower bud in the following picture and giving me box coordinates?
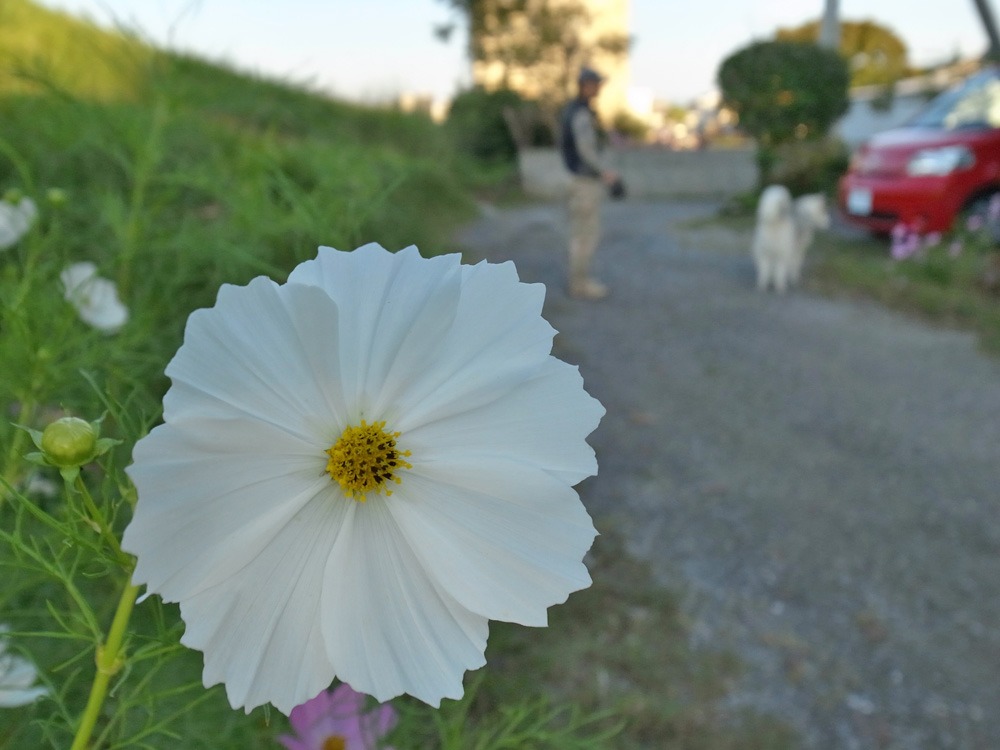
[45,188,67,207]
[40,417,97,467]
[2,187,24,204]
[21,414,120,483]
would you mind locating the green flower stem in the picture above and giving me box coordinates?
[1,398,36,504]
[73,476,124,560]
[70,575,140,750]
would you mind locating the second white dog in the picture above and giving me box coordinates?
[751,185,830,292]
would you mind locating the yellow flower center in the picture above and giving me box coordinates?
[325,420,411,502]
[323,737,346,750]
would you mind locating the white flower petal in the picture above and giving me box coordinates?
[288,244,462,418]
[163,277,349,438]
[60,261,98,290]
[392,460,596,625]
[393,259,556,430]
[178,496,345,714]
[0,198,37,250]
[60,261,129,333]
[406,357,604,485]
[0,630,47,707]
[124,418,330,600]
[0,685,48,707]
[320,500,488,706]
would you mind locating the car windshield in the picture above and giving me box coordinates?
[909,68,1000,129]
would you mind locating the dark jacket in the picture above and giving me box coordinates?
[560,98,602,177]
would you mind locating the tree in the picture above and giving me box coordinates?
[777,19,908,86]
[717,40,850,184]
[435,0,629,108]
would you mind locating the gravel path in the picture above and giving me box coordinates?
[456,199,1000,750]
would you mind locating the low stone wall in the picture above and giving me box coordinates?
[517,146,758,200]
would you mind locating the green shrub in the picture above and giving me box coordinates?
[611,110,649,141]
[718,40,850,185]
[446,86,524,163]
[769,138,851,196]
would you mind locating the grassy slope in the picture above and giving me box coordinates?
[0,0,149,98]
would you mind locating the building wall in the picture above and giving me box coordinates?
[517,146,757,199]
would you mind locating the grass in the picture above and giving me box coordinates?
[0,2,800,747]
[0,0,149,99]
[808,231,1000,354]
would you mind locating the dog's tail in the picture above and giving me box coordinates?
[756,185,793,224]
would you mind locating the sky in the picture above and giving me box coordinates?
[40,0,995,104]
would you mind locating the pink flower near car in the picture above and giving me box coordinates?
[890,223,920,260]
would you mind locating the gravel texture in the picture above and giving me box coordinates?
[455,199,1000,750]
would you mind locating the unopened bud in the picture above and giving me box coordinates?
[40,417,97,468]
[46,188,67,207]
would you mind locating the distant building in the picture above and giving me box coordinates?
[471,0,630,120]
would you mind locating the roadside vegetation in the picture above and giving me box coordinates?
[0,1,796,748]
[809,222,1000,354]
[694,193,1000,355]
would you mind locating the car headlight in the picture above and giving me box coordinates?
[906,145,975,176]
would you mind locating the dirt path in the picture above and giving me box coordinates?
[456,199,1000,750]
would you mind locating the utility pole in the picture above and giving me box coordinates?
[971,0,1000,61]
[818,0,840,50]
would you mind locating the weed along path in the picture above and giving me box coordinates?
[456,199,1000,750]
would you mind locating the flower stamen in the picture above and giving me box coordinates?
[325,420,411,502]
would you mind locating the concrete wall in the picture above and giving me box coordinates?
[518,146,758,199]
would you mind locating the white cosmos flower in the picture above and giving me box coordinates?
[60,262,129,334]
[0,197,37,250]
[123,243,603,714]
[0,627,48,707]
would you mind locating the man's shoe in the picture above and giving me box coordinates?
[569,278,609,300]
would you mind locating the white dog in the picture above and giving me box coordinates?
[751,185,830,292]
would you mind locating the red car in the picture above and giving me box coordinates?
[838,67,1000,234]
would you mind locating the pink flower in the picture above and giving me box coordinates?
[278,684,396,750]
[989,194,1000,221]
[890,223,920,260]
[949,240,964,257]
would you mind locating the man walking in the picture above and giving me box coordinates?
[560,66,619,300]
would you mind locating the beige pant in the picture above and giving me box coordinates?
[567,175,604,284]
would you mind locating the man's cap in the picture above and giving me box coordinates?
[578,66,605,84]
